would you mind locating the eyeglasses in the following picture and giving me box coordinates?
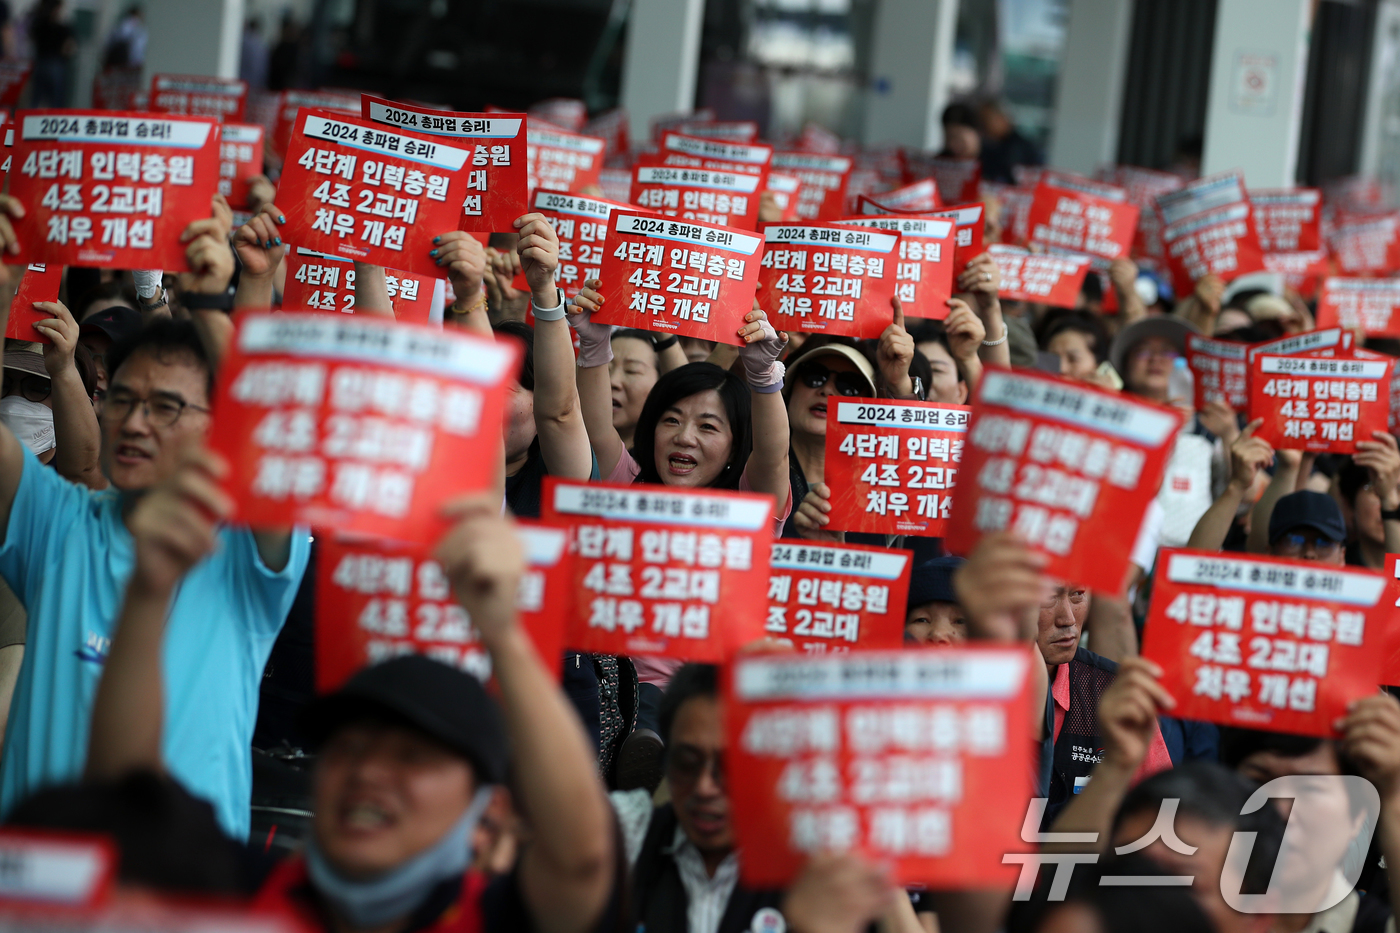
[1130,346,1180,363]
[667,746,725,789]
[798,363,867,398]
[1275,532,1342,559]
[2,372,50,404]
[104,389,210,428]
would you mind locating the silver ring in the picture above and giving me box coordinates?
[982,271,991,282]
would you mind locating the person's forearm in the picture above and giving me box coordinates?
[85,576,171,780]
[1248,464,1299,553]
[708,342,740,371]
[1085,594,1136,662]
[881,367,914,398]
[656,340,689,375]
[447,290,492,337]
[352,263,394,318]
[1042,757,1136,854]
[1114,280,1147,326]
[49,365,104,489]
[533,314,593,480]
[489,626,612,904]
[234,271,274,310]
[960,355,983,397]
[1188,485,1246,551]
[747,388,791,514]
[576,362,625,478]
[973,299,1011,367]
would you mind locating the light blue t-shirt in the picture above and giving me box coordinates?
[0,447,310,839]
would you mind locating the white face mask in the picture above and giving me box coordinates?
[0,395,54,455]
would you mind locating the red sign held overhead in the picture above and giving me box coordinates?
[676,121,761,143]
[314,522,571,693]
[5,263,63,343]
[592,211,765,346]
[1142,549,1388,737]
[270,89,360,159]
[1250,188,1322,252]
[7,111,220,270]
[361,96,528,233]
[281,247,444,324]
[278,109,478,275]
[765,542,910,654]
[1186,334,1250,411]
[867,178,940,213]
[926,202,985,272]
[766,173,803,221]
[527,97,587,132]
[836,215,955,321]
[208,313,519,541]
[542,478,772,662]
[725,649,1034,888]
[987,245,1091,306]
[757,222,899,339]
[629,133,771,230]
[1155,171,1266,294]
[532,189,655,299]
[1263,249,1329,299]
[217,123,264,210]
[908,155,980,205]
[1248,352,1392,454]
[1329,216,1400,276]
[148,73,248,122]
[772,152,854,221]
[945,369,1182,594]
[823,399,969,537]
[1026,172,1138,260]
[1316,277,1400,338]
[526,121,605,194]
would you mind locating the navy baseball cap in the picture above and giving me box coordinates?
[299,655,509,784]
[1268,490,1346,545]
[79,305,142,346]
[907,556,965,610]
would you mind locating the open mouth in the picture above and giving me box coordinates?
[667,453,698,476]
[114,444,152,465]
[339,801,395,833]
[810,403,827,419]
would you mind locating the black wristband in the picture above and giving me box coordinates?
[1383,506,1400,523]
[182,291,234,311]
[653,334,679,351]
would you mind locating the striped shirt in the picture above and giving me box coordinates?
[671,825,741,933]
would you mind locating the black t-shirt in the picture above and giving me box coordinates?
[506,440,550,519]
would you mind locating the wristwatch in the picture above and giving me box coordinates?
[137,289,167,312]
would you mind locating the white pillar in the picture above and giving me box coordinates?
[141,0,244,83]
[1048,0,1135,175]
[1358,0,1400,191]
[619,0,705,145]
[862,0,957,150]
[1200,0,1312,187]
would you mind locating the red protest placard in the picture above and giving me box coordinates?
[1160,201,1266,296]
[1384,555,1400,688]
[1026,172,1139,260]
[945,368,1182,593]
[532,189,655,298]
[281,247,445,323]
[766,173,802,221]
[835,215,955,321]
[797,122,842,154]
[361,97,528,232]
[270,89,360,159]
[1316,278,1400,337]
[631,158,764,230]
[1155,170,1248,227]
[987,245,1091,306]
[541,478,772,661]
[908,155,980,204]
[314,522,571,693]
[1263,249,1329,299]
[823,399,969,536]
[677,121,761,143]
[772,152,853,220]
[7,111,219,270]
[765,542,910,654]
[929,202,985,272]
[757,222,899,339]
[1248,353,1392,454]
[208,312,518,541]
[526,121,605,194]
[1141,549,1387,737]
[5,263,63,342]
[1329,216,1400,276]
[148,74,248,122]
[528,97,587,131]
[0,62,31,112]
[868,178,940,213]
[726,649,1033,888]
[278,109,475,275]
[1247,327,1351,366]
[217,123,264,210]
[592,212,765,345]
[1250,188,1321,252]
[1186,334,1249,410]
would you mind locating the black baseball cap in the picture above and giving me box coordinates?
[79,305,143,346]
[907,555,965,610]
[299,655,509,784]
[1268,490,1347,545]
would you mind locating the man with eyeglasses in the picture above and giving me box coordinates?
[0,193,310,841]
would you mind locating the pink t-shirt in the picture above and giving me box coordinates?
[608,449,793,689]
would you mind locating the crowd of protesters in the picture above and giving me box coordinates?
[0,36,1395,933]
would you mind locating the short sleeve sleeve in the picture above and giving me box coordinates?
[0,446,93,605]
[227,527,312,636]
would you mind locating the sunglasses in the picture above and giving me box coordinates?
[798,363,868,398]
[2,372,50,404]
